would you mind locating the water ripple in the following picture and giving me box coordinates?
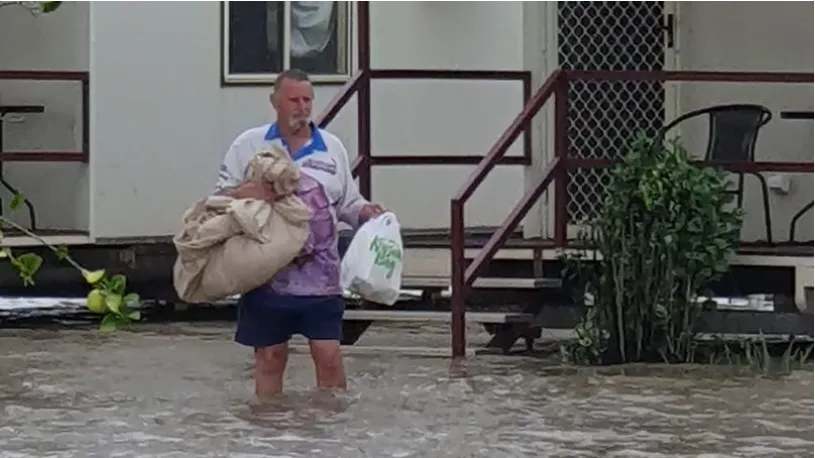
[0,324,811,457]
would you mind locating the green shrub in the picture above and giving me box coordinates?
[561,135,744,365]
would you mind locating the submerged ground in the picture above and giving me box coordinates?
[0,321,812,458]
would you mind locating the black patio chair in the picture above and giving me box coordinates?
[653,104,774,244]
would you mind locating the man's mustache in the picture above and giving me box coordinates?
[288,115,310,129]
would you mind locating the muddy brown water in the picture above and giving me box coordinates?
[0,322,812,458]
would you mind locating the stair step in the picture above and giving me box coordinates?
[403,276,562,289]
[472,277,562,289]
[342,289,425,302]
[344,309,532,324]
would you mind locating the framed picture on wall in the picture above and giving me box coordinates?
[221,1,352,85]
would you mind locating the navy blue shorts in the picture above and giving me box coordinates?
[235,286,345,348]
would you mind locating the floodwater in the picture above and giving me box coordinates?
[0,322,813,458]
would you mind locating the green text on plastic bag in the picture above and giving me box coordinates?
[368,235,403,279]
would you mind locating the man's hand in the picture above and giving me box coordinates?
[359,202,387,224]
[229,180,277,202]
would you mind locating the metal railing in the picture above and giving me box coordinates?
[449,69,814,358]
[0,71,89,162]
[315,68,533,201]
[0,70,90,229]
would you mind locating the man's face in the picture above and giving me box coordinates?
[272,78,313,132]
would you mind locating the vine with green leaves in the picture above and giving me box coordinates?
[1,1,137,332]
[1,194,141,332]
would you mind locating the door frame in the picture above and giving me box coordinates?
[521,1,558,239]
[522,1,682,240]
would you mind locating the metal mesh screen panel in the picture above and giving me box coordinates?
[558,1,667,223]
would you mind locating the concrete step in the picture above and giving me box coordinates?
[343,309,532,324]
[290,343,477,358]
[218,290,427,304]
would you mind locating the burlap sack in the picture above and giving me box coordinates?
[173,147,312,303]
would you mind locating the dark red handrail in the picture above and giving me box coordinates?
[316,70,366,128]
[0,70,90,163]
[561,69,814,176]
[448,70,566,358]
[568,69,812,83]
[369,69,531,81]
[448,68,814,359]
[0,70,88,80]
[570,158,813,173]
[450,71,562,205]
[314,68,534,200]
[315,70,370,195]
[464,156,563,285]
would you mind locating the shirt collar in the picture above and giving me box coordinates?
[264,121,327,162]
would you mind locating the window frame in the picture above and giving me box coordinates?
[220,1,354,86]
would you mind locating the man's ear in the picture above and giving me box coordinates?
[269,92,278,109]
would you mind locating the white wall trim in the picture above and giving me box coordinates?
[402,247,813,279]
[87,1,97,240]
[664,1,682,122]
[521,1,558,240]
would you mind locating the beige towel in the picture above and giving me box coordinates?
[173,146,312,303]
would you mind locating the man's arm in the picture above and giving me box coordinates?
[213,134,276,201]
[214,137,245,196]
[335,141,369,229]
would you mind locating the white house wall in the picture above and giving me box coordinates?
[677,1,814,242]
[86,1,526,239]
[7,1,810,243]
[0,2,89,231]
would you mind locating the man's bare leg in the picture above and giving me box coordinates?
[309,340,346,390]
[254,343,289,397]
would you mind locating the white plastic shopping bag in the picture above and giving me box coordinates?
[340,212,404,306]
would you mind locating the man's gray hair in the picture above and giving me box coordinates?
[273,69,311,93]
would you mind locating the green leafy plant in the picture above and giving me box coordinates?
[0,193,140,332]
[706,333,814,374]
[560,135,744,365]
[560,301,610,365]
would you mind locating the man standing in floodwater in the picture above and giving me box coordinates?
[213,69,386,397]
